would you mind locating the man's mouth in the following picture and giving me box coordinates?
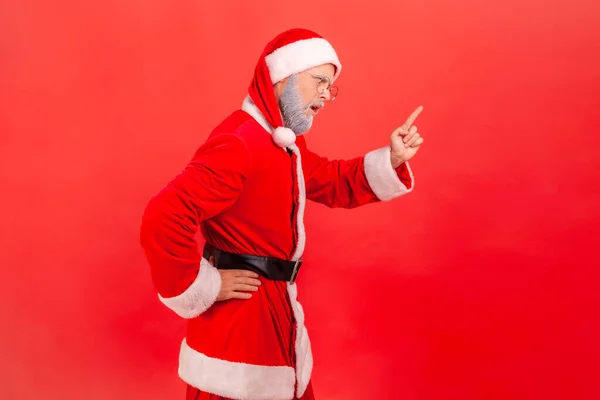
[309,104,322,115]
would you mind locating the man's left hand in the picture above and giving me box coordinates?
[390,106,424,168]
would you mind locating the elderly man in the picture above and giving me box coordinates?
[140,28,424,400]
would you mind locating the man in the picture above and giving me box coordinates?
[140,28,424,400]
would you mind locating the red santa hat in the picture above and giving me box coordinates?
[247,28,342,148]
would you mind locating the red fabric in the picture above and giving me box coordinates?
[140,111,387,299]
[296,135,413,208]
[186,278,294,365]
[185,382,316,400]
[140,124,253,297]
[139,100,407,397]
[248,28,324,131]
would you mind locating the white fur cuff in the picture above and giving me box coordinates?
[158,258,221,319]
[364,146,414,201]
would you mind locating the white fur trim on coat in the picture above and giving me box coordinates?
[158,257,221,319]
[364,146,415,201]
[241,96,307,261]
[241,96,312,396]
[288,143,306,261]
[179,339,296,400]
[287,283,313,398]
[266,38,342,84]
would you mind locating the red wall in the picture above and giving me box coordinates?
[1,1,599,399]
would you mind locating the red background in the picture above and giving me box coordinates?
[1,1,599,399]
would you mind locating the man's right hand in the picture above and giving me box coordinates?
[211,257,262,301]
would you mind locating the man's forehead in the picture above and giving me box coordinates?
[304,63,336,79]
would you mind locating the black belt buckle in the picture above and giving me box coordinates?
[289,259,302,283]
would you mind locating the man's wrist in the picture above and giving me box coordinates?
[390,151,406,169]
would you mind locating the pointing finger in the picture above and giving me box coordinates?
[401,106,423,130]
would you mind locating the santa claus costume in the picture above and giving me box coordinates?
[140,28,415,400]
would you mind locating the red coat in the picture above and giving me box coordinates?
[140,97,415,400]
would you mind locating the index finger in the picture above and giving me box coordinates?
[233,269,260,278]
[401,106,424,130]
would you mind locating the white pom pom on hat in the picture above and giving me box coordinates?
[272,127,297,148]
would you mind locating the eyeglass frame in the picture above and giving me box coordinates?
[307,73,339,101]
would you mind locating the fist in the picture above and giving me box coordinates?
[211,257,262,301]
[390,106,425,168]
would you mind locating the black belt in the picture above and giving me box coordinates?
[203,244,302,283]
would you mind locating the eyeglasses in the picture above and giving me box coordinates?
[308,74,339,101]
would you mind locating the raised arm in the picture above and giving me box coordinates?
[299,106,423,208]
[298,137,414,208]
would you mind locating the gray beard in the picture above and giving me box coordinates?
[279,74,313,135]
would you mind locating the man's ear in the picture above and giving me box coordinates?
[273,77,289,101]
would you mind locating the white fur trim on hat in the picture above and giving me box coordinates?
[266,38,342,84]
